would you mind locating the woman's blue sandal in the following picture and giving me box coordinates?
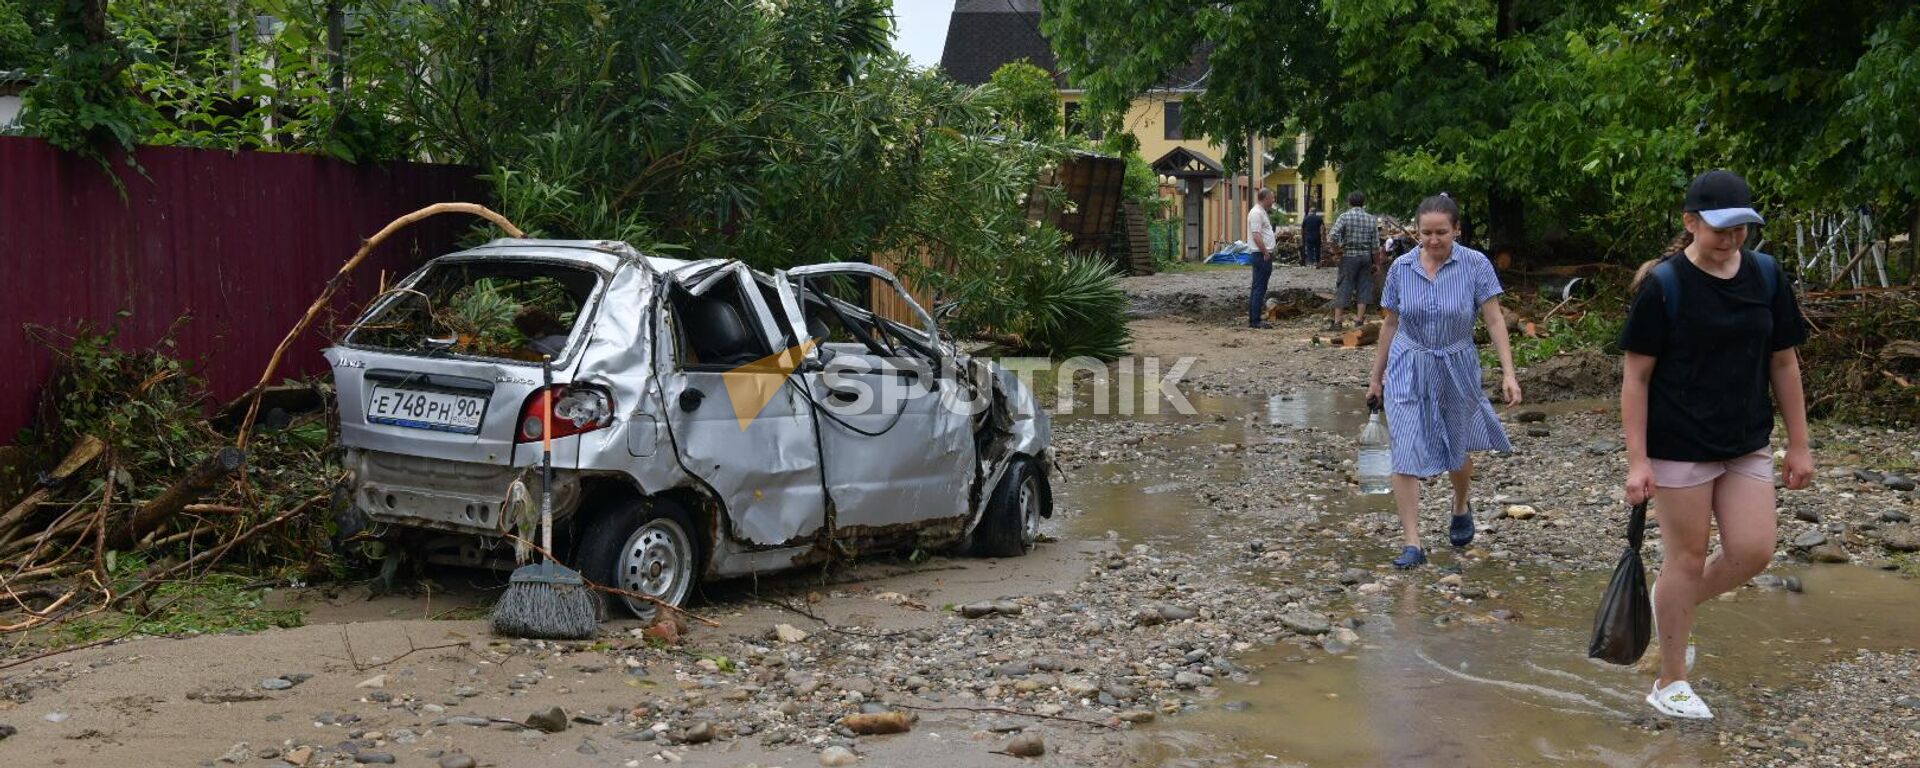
[1449,504,1476,547]
[1392,545,1428,569]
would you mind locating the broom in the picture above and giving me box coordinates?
[491,357,599,640]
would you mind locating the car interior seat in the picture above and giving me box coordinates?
[682,297,764,366]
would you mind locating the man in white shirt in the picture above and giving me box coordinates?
[1246,187,1276,328]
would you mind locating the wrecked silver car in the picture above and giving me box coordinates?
[326,239,1052,618]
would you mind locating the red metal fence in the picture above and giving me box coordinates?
[0,137,487,444]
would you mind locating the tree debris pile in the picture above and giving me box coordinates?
[1799,290,1920,427]
[0,322,342,643]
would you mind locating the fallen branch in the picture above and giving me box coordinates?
[0,436,107,540]
[891,702,1121,730]
[108,447,245,550]
[338,627,474,672]
[237,203,524,449]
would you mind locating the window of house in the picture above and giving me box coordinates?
[1163,101,1183,140]
[1278,185,1298,216]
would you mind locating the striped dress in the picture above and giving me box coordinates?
[1379,243,1512,477]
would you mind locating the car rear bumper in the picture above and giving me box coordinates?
[347,448,579,535]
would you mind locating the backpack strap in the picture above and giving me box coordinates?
[1749,249,1779,299]
[1654,249,1782,325]
[1652,258,1682,325]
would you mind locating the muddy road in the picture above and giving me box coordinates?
[3,263,1917,768]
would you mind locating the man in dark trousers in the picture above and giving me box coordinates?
[1301,205,1323,266]
[1246,188,1276,328]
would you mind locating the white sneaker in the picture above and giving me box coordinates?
[1647,679,1714,720]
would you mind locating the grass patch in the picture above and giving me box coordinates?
[52,571,304,645]
[1892,553,1920,579]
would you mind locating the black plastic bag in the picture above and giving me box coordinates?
[1587,502,1652,665]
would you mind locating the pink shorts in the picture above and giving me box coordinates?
[1650,449,1774,488]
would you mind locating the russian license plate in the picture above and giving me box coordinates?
[367,385,487,434]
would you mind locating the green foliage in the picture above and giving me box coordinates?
[983,60,1060,140]
[1149,216,1183,271]
[56,564,304,644]
[16,0,421,162]
[1044,0,1920,259]
[1485,312,1624,370]
[1013,252,1132,360]
[28,319,213,498]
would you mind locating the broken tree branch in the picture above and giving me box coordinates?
[108,447,245,550]
[0,436,107,540]
[237,203,524,449]
[891,703,1122,730]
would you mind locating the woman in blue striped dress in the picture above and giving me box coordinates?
[1365,194,1522,568]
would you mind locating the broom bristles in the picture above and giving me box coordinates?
[491,563,599,640]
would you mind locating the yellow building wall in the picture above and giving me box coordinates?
[1061,91,1342,258]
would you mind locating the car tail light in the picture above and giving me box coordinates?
[516,385,615,443]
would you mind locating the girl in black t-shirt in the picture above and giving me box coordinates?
[1618,170,1814,721]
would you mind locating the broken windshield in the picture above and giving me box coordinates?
[345,260,600,362]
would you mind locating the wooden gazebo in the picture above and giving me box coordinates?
[1151,147,1223,262]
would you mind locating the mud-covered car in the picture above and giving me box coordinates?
[326,239,1052,618]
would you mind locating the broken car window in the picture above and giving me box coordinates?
[346,261,598,362]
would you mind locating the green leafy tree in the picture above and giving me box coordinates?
[982,60,1061,140]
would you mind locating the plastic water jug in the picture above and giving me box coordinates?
[1357,409,1391,495]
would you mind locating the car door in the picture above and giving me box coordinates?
[781,264,973,533]
[657,263,829,547]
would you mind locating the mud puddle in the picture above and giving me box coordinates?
[1057,388,1920,767]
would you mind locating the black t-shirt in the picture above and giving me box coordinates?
[1619,251,1808,462]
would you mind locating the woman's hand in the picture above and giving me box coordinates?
[1783,445,1816,490]
[1366,380,1383,411]
[1501,372,1522,406]
[1625,460,1657,506]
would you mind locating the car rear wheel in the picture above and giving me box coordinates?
[576,498,702,622]
[970,458,1045,558]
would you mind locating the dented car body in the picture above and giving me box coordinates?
[327,239,1052,617]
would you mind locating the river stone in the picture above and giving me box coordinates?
[1118,710,1156,724]
[1337,568,1369,585]
[1132,608,1166,627]
[1895,695,1920,710]
[682,722,714,744]
[1854,469,1885,483]
[818,745,858,766]
[959,602,997,618]
[261,677,294,691]
[1173,672,1212,689]
[354,753,396,765]
[1526,426,1550,437]
[526,707,569,733]
[1794,508,1822,523]
[439,754,477,768]
[1157,604,1198,621]
[1279,611,1331,635]
[1885,475,1917,492]
[1062,677,1099,698]
[218,743,251,763]
[1003,733,1046,758]
[1809,544,1850,563]
[1794,530,1827,549]
[1881,531,1920,552]
[1882,509,1912,523]
[1516,410,1547,423]
[773,624,810,643]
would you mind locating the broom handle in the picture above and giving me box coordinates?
[541,357,554,559]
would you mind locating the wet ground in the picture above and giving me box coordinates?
[4,265,1916,767]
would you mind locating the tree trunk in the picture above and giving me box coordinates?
[107,447,245,550]
[1488,187,1527,260]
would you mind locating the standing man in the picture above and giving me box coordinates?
[1246,187,1277,329]
[1301,205,1324,267]
[1329,191,1381,329]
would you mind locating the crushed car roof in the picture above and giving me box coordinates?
[451,238,695,275]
